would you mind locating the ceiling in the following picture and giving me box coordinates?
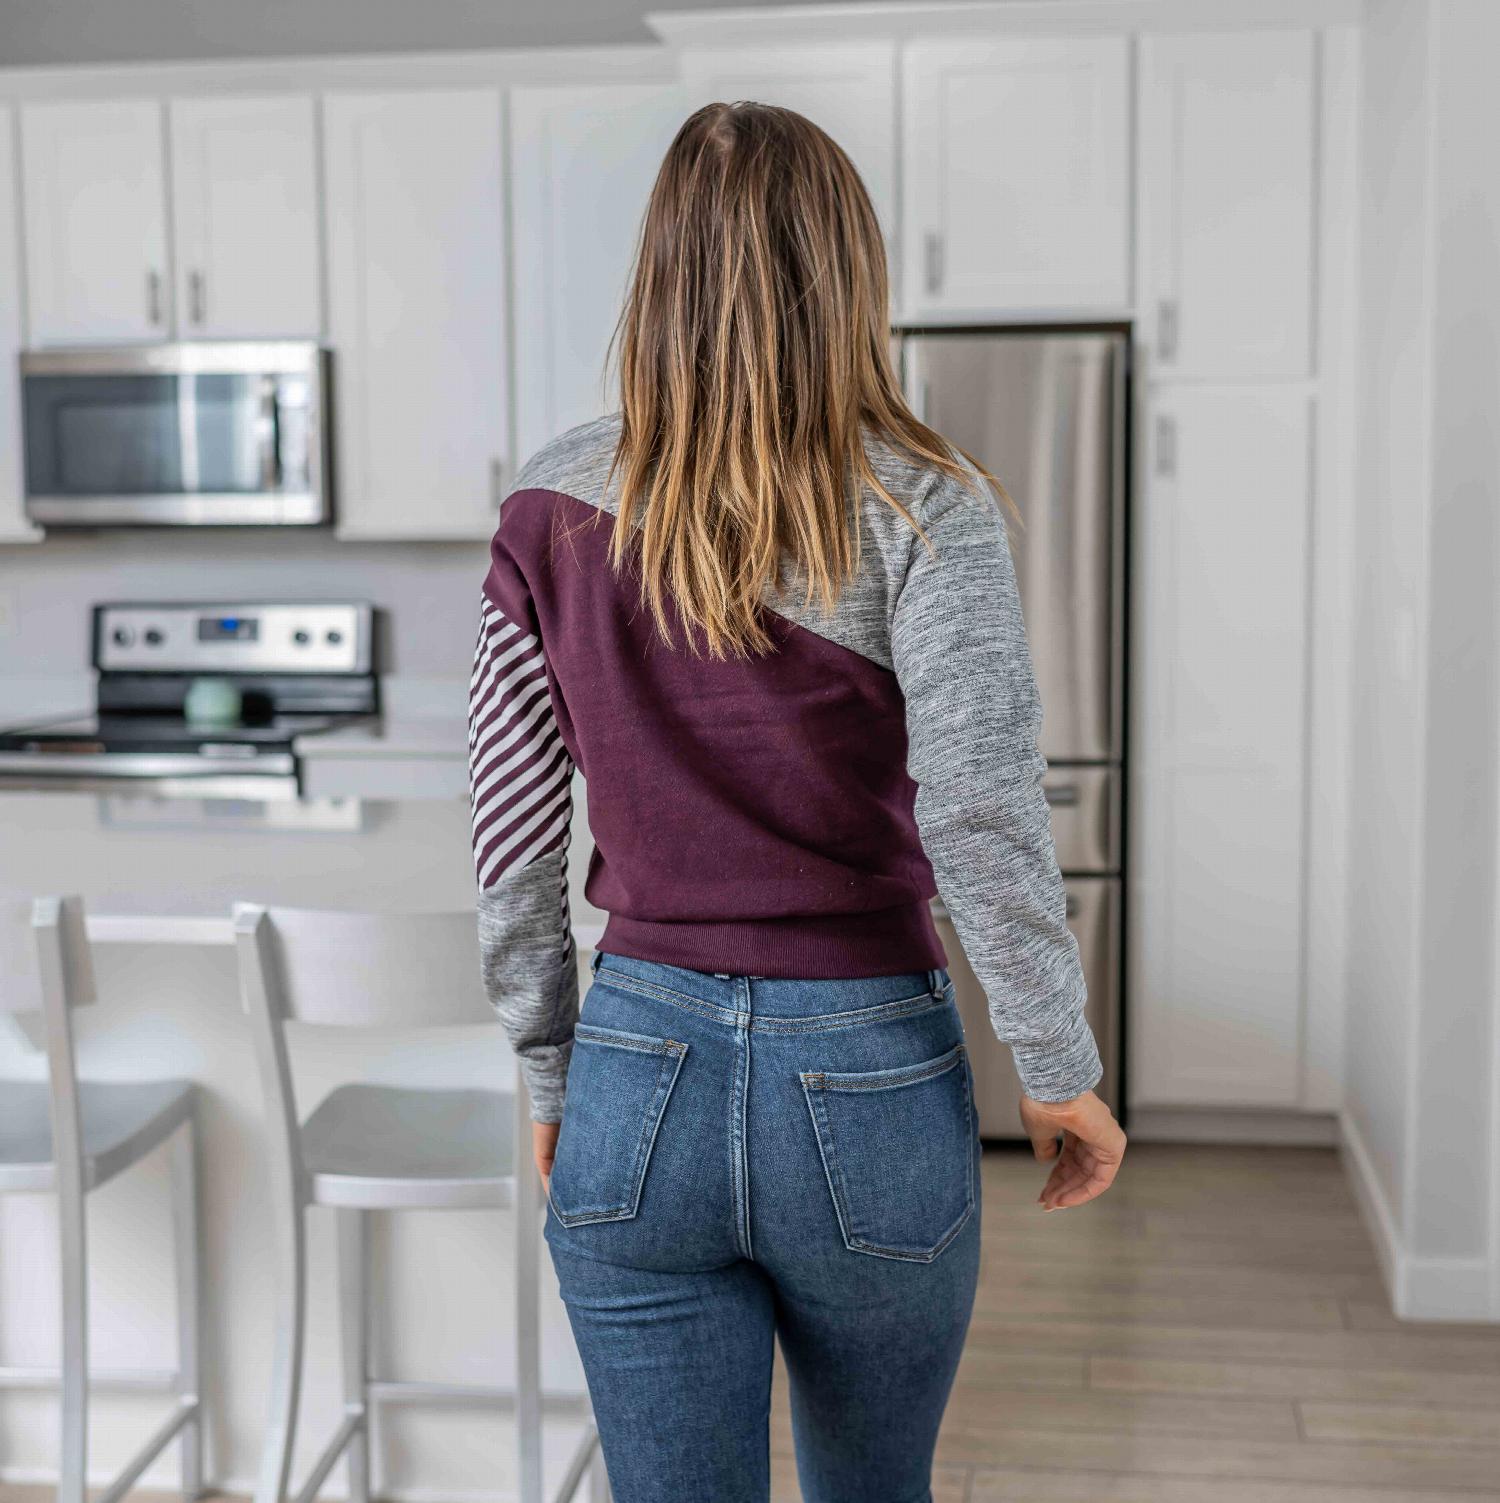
[0,0,836,68]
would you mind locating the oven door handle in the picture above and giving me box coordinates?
[0,750,296,779]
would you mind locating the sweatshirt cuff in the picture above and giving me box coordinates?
[1009,1007,1103,1104]
[518,1043,573,1124]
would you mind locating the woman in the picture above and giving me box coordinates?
[468,102,1126,1503]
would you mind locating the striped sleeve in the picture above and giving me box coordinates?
[469,592,579,1123]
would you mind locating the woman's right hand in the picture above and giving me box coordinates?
[1019,1089,1127,1211]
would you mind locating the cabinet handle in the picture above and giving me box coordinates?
[490,457,507,511]
[923,231,945,297]
[1156,298,1179,364]
[1154,414,1177,479]
[146,270,163,327]
[188,270,206,327]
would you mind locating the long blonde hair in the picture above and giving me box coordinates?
[607,101,1010,659]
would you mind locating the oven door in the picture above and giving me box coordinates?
[21,343,329,527]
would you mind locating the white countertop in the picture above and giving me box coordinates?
[293,716,467,760]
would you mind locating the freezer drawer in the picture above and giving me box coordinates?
[939,875,1121,1139]
[1043,763,1121,873]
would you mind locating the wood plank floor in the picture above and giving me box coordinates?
[4,1146,1496,1502]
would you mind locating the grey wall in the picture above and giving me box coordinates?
[0,532,488,704]
[0,0,819,67]
[1345,0,1500,1320]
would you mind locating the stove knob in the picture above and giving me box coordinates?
[144,628,164,646]
[111,626,135,648]
[293,629,311,646]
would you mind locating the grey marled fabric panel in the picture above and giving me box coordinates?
[500,412,1101,1104]
[890,485,1101,1102]
[477,848,579,1122]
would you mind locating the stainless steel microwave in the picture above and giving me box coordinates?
[20,342,331,527]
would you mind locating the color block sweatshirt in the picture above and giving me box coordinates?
[469,413,1101,1121]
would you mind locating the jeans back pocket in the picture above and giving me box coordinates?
[547,1022,688,1228]
[801,1042,975,1263]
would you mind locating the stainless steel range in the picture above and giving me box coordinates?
[0,602,377,798]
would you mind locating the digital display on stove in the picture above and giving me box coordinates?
[197,615,259,642]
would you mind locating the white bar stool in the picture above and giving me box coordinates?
[0,895,203,1503]
[234,902,606,1503]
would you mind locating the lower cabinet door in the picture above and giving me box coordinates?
[1128,386,1313,1109]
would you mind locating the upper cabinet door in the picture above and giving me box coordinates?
[20,99,170,345]
[169,96,322,339]
[1138,30,1316,380]
[509,82,684,465]
[678,44,897,247]
[902,37,1130,319]
[323,89,508,541]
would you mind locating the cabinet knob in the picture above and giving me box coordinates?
[1156,298,1179,364]
[923,231,945,298]
[1154,414,1178,479]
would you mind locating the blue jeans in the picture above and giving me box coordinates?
[543,950,983,1503]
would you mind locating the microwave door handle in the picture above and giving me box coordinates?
[257,376,281,489]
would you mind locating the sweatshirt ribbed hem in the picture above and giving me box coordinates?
[598,902,946,981]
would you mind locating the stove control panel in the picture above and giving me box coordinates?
[95,603,373,675]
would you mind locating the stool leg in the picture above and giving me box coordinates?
[256,1197,306,1503]
[588,1426,613,1503]
[337,1208,370,1503]
[514,1145,543,1503]
[57,1156,88,1503]
[172,1117,204,1498]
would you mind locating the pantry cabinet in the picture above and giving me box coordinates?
[20,99,171,344]
[901,36,1130,318]
[1128,386,1314,1109]
[323,89,509,540]
[0,107,39,542]
[1138,30,1317,380]
[677,44,897,243]
[509,81,684,464]
[168,95,322,339]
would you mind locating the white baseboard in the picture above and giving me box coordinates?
[1340,1109,1498,1323]
[1127,1107,1339,1146]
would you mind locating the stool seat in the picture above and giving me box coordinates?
[0,1077,195,1194]
[300,1084,519,1209]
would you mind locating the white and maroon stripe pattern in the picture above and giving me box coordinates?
[468,595,574,892]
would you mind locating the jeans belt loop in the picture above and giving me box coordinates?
[929,967,944,999]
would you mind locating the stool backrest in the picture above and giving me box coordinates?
[0,895,95,1015]
[233,903,492,1028]
[233,902,501,1203]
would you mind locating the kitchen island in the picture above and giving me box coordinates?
[0,791,592,1498]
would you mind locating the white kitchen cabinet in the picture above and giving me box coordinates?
[677,44,897,246]
[323,89,509,541]
[168,95,321,339]
[510,82,683,465]
[0,107,40,542]
[20,99,171,345]
[1128,386,1313,1109]
[902,37,1130,318]
[1138,30,1316,381]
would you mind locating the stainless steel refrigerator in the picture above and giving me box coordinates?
[900,327,1128,1139]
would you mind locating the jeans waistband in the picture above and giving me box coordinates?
[588,947,950,1024]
